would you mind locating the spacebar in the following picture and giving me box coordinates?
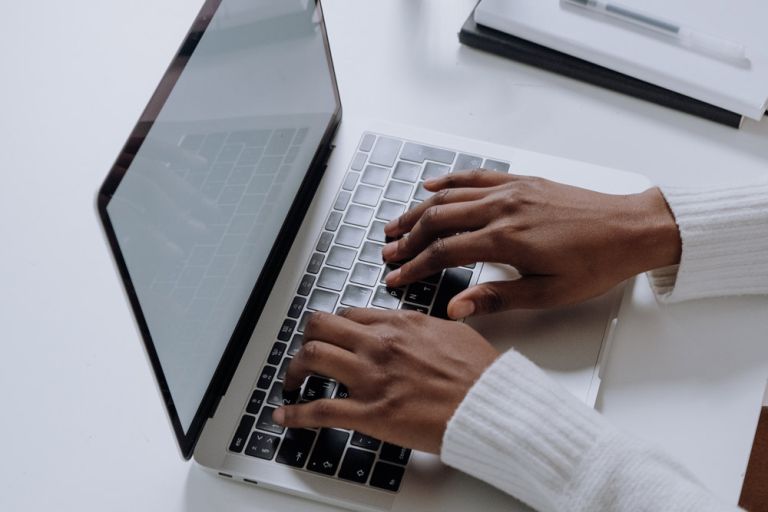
[430,268,472,320]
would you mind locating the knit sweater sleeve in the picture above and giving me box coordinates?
[440,350,741,512]
[648,179,768,302]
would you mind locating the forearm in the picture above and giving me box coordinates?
[441,351,741,512]
[644,180,768,302]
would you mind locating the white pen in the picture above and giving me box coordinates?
[560,0,748,66]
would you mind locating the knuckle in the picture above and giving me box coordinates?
[301,340,323,362]
[313,400,334,422]
[480,286,507,313]
[433,189,451,205]
[420,206,440,230]
[426,238,447,264]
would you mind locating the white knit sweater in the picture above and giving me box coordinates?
[441,181,768,512]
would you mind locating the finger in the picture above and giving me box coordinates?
[382,200,492,263]
[385,231,491,288]
[273,398,364,430]
[447,277,560,317]
[424,169,519,191]
[336,307,395,325]
[284,340,363,391]
[384,187,489,238]
[304,311,373,352]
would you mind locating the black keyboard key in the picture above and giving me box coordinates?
[256,406,284,434]
[246,390,266,414]
[325,211,343,231]
[303,376,336,401]
[344,204,375,227]
[483,159,510,173]
[336,225,366,248]
[401,303,428,314]
[316,232,333,253]
[392,161,421,182]
[423,272,442,284]
[359,241,385,264]
[288,334,304,356]
[307,289,339,312]
[339,448,376,484]
[317,267,348,291]
[380,443,411,465]
[350,431,381,451]
[298,274,315,296]
[335,383,350,399]
[430,267,472,320]
[399,142,455,165]
[350,152,367,171]
[367,221,387,243]
[282,386,301,405]
[229,414,255,453]
[334,191,352,211]
[368,137,402,167]
[277,319,296,341]
[404,282,437,306]
[350,263,380,287]
[340,285,372,308]
[245,431,280,460]
[268,342,286,365]
[342,171,360,191]
[352,184,382,207]
[257,366,276,390]
[361,165,390,187]
[421,162,450,180]
[376,201,406,222]
[453,154,483,172]
[288,296,306,318]
[359,133,376,152]
[277,358,291,381]
[267,381,284,406]
[276,428,316,468]
[327,245,357,269]
[370,461,405,492]
[372,286,403,309]
[307,428,350,475]
[384,181,413,203]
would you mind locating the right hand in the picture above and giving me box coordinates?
[382,170,681,318]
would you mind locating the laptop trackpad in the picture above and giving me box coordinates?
[464,262,618,404]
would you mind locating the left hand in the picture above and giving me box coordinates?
[272,308,500,454]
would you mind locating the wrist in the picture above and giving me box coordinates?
[625,187,682,272]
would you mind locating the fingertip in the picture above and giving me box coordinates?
[273,407,286,425]
[384,268,401,287]
[423,178,441,190]
[448,299,475,319]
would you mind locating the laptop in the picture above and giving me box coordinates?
[96,1,651,510]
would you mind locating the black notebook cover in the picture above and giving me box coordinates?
[459,10,744,128]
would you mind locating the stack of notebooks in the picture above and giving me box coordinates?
[459,0,768,128]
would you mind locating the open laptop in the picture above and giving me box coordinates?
[97,1,651,510]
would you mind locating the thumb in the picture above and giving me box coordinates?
[447,277,557,318]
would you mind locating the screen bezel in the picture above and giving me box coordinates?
[96,0,341,459]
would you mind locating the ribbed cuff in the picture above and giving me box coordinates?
[649,180,768,303]
[440,350,608,512]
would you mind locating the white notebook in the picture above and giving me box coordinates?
[475,0,768,120]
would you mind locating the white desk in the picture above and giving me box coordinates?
[2,1,767,511]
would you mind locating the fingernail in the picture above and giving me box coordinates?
[382,242,397,260]
[272,407,285,425]
[451,300,475,319]
[384,219,398,235]
[385,268,401,286]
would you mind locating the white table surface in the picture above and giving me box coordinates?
[2,1,767,511]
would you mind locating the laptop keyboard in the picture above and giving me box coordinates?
[229,132,511,492]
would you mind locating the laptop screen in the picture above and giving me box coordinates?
[99,0,339,455]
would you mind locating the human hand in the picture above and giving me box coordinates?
[272,309,499,454]
[382,171,681,318]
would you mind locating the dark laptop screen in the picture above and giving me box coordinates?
[99,0,339,452]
